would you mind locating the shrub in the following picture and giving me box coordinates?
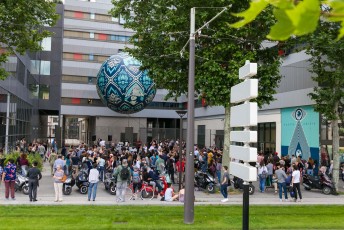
[4,152,43,171]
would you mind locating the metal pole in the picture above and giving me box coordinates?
[179,116,183,191]
[184,7,195,224]
[243,182,249,230]
[5,93,10,154]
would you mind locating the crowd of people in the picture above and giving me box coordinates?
[1,137,344,204]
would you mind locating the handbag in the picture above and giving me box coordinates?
[60,174,67,183]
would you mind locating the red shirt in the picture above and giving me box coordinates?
[176,161,185,172]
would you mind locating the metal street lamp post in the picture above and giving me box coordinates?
[184,7,228,224]
[176,110,187,191]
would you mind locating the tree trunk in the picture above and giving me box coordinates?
[222,106,231,169]
[332,102,340,194]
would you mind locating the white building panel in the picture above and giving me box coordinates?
[230,145,257,162]
[239,62,257,79]
[230,131,257,143]
[230,162,257,181]
[230,102,258,127]
[231,79,258,104]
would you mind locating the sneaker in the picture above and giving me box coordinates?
[285,199,288,202]
[279,199,282,202]
[221,198,229,202]
[297,199,302,202]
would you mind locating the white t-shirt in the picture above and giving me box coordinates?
[292,170,300,183]
[88,168,100,183]
[164,188,173,202]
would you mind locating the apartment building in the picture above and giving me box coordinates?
[0,4,64,151]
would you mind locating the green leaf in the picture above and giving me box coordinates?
[267,9,295,40]
[230,0,270,28]
[338,21,344,39]
[285,0,321,36]
[269,0,294,9]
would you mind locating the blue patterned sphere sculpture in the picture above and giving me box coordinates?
[96,53,156,114]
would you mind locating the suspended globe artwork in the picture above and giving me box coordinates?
[96,53,156,114]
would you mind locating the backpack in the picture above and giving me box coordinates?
[120,166,130,180]
[261,167,267,179]
[132,171,141,183]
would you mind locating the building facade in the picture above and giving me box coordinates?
[0,3,64,151]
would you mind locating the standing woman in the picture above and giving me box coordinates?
[18,153,29,176]
[291,164,302,202]
[220,166,230,202]
[2,159,17,200]
[258,161,268,193]
[53,164,64,202]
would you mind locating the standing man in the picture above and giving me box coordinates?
[113,159,131,202]
[27,161,42,202]
[53,155,65,174]
[2,159,17,200]
[88,163,99,201]
[48,149,58,175]
[97,156,106,181]
[37,143,46,161]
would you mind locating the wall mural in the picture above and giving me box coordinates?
[281,106,319,166]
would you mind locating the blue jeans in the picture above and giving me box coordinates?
[98,166,104,181]
[216,171,221,184]
[88,182,98,201]
[278,182,288,199]
[220,184,228,198]
[259,175,266,192]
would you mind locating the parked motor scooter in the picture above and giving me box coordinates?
[303,172,334,195]
[194,171,216,193]
[103,171,117,195]
[63,174,76,195]
[75,168,89,194]
[232,176,255,195]
[15,173,29,195]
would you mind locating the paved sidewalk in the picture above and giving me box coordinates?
[1,162,343,206]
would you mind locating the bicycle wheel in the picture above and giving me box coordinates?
[141,187,154,200]
[124,186,134,201]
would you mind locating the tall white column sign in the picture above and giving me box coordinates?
[230,60,258,182]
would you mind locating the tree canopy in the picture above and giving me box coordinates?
[111,0,281,108]
[306,21,344,193]
[0,0,59,79]
[230,0,344,41]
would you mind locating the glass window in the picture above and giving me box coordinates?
[30,60,51,75]
[90,32,95,39]
[40,61,51,75]
[90,13,95,19]
[118,36,126,42]
[89,54,94,61]
[119,15,126,25]
[39,85,49,100]
[29,84,39,98]
[41,37,51,51]
[112,17,118,22]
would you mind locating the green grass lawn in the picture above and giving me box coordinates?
[0,205,343,229]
